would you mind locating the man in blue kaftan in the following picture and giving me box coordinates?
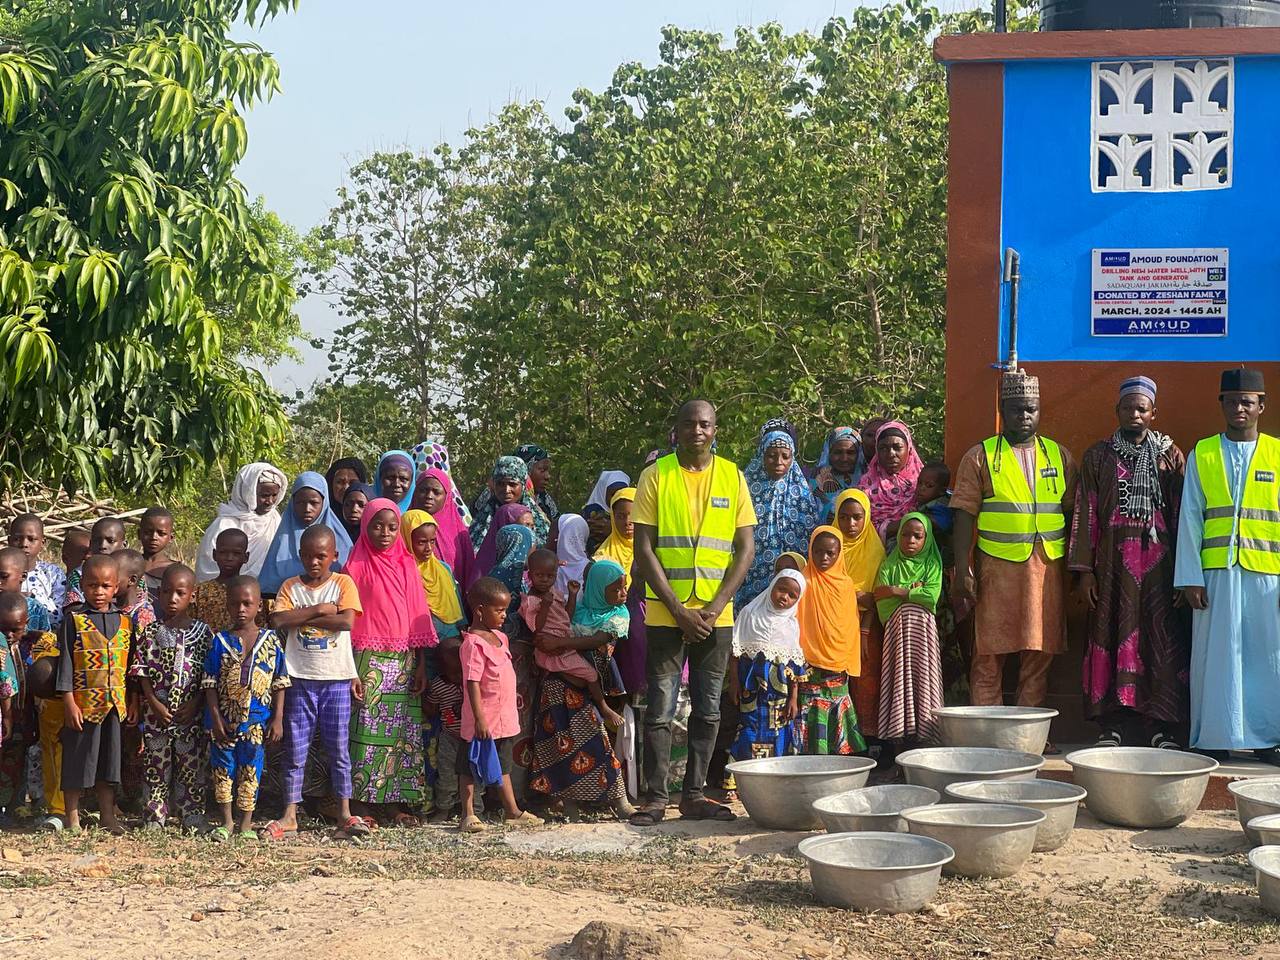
[1175,368,1280,763]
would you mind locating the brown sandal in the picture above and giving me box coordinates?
[629,804,667,827]
[679,799,737,822]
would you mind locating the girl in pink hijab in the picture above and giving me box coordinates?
[413,467,479,594]
[859,420,925,539]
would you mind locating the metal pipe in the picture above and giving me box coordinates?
[1003,247,1021,371]
[995,0,1008,32]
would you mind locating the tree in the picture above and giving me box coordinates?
[305,102,558,439]
[0,0,299,495]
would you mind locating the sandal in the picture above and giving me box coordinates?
[504,811,544,828]
[1150,732,1182,751]
[258,820,297,842]
[629,804,667,827]
[459,815,486,834]
[334,816,371,840]
[392,812,421,829]
[1042,741,1062,756]
[209,826,231,844]
[679,799,737,822]
[1096,730,1123,748]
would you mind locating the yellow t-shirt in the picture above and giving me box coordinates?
[632,460,757,628]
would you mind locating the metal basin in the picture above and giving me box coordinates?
[944,779,1087,852]
[1229,777,1280,845]
[812,785,941,834]
[896,747,1044,795]
[902,803,1045,878]
[1065,747,1218,829]
[799,832,955,913]
[1249,845,1280,916]
[1248,814,1280,848]
[934,706,1059,755]
[727,755,876,831]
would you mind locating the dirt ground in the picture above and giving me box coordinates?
[2,804,1280,960]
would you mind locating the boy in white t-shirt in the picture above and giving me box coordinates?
[264,525,367,841]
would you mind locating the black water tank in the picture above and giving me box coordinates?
[1041,0,1280,30]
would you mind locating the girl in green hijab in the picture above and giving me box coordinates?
[873,513,944,746]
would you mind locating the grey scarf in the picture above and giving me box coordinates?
[1110,430,1173,539]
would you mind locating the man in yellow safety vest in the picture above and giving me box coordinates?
[951,371,1077,740]
[630,399,757,825]
[1175,368,1280,764]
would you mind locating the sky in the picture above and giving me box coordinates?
[235,1,972,391]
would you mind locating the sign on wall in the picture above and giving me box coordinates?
[1091,248,1228,337]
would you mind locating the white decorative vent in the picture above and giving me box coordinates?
[1092,59,1233,192]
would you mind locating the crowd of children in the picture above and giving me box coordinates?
[0,417,959,840]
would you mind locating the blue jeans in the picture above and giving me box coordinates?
[642,625,733,805]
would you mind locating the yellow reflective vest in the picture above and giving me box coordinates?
[647,453,740,604]
[977,435,1068,563]
[1195,433,1280,574]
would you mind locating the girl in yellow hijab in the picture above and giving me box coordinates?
[402,509,466,638]
[833,488,887,740]
[593,488,636,587]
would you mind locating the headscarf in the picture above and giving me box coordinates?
[797,526,861,675]
[812,427,864,517]
[375,450,417,513]
[594,487,636,588]
[195,462,288,582]
[411,439,472,525]
[859,420,925,533]
[469,456,550,550]
[475,502,534,575]
[401,509,465,626]
[340,482,375,542]
[759,417,798,448]
[571,558,629,636]
[732,569,807,664]
[554,514,590,595]
[324,457,368,506]
[875,512,943,622]
[515,443,559,521]
[419,467,478,592]
[343,498,437,652]
[489,523,535,597]
[833,488,885,593]
[257,471,353,594]
[778,551,808,571]
[586,470,631,512]
[738,429,821,608]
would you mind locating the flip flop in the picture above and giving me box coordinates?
[208,826,231,844]
[334,816,371,840]
[679,799,737,822]
[258,820,297,842]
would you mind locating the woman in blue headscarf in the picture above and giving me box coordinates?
[810,426,864,522]
[738,428,822,608]
[469,455,550,551]
[375,450,417,513]
[258,471,353,594]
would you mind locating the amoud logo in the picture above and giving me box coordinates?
[1101,252,1131,267]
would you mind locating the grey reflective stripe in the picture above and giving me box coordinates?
[1039,529,1065,541]
[662,567,728,581]
[1240,538,1280,554]
[656,535,734,552]
[1201,536,1235,549]
[979,530,1038,544]
[980,501,1033,514]
[1242,508,1280,523]
[1204,506,1237,520]
[1035,504,1064,516]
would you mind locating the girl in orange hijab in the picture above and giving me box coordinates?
[834,488,886,742]
[795,526,867,755]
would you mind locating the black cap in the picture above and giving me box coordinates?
[1220,367,1266,394]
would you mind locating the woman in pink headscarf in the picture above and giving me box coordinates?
[859,420,924,540]
[412,467,479,594]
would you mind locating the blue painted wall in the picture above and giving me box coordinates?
[999,57,1280,362]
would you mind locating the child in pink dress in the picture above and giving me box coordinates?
[457,576,544,834]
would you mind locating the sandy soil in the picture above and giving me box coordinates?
[0,804,1278,960]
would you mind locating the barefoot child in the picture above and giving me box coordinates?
[139,507,177,601]
[130,564,213,829]
[874,513,944,746]
[795,527,866,756]
[9,514,65,628]
[191,529,251,633]
[457,576,543,834]
[521,549,622,728]
[266,525,368,842]
[424,635,467,821]
[56,554,131,834]
[202,577,289,839]
[728,569,807,761]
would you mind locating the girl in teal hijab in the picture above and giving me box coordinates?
[873,512,944,745]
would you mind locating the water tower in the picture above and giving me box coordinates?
[935,2,1280,733]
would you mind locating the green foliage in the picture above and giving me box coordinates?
[0,0,299,496]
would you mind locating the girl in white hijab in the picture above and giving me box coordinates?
[195,462,288,581]
[727,569,808,762]
[554,513,591,595]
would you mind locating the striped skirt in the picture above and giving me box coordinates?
[878,604,943,743]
